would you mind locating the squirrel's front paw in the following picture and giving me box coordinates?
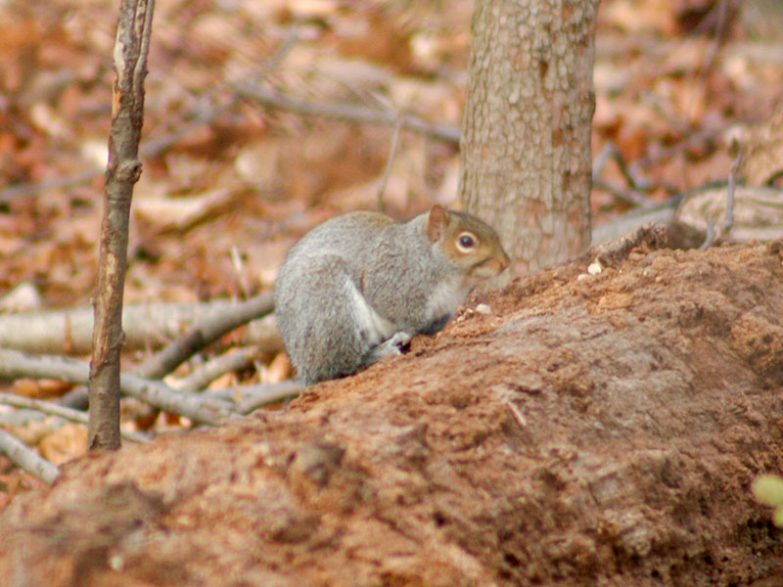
[386,331,412,352]
[366,331,412,365]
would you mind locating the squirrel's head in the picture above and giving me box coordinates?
[426,205,511,281]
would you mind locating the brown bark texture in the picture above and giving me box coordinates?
[2,240,783,585]
[88,0,155,450]
[459,0,598,271]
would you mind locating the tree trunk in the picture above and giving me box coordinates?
[459,0,598,271]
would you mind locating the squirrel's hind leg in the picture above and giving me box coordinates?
[277,256,373,384]
[277,255,407,384]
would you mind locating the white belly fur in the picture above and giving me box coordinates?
[347,279,397,344]
[424,275,469,323]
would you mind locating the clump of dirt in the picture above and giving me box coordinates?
[3,240,783,586]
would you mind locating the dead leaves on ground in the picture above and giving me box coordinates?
[1,0,783,500]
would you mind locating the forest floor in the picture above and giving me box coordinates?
[1,0,783,576]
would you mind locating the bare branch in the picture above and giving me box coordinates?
[592,178,656,208]
[702,0,733,72]
[699,221,718,250]
[136,291,274,379]
[0,300,282,355]
[172,347,258,393]
[234,381,304,414]
[0,428,59,484]
[236,83,461,145]
[0,393,149,444]
[377,116,404,212]
[701,153,744,249]
[89,0,156,450]
[592,142,658,208]
[0,349,232,426]
[593,141,651,192]
[0,171,103,204]
[722,153,743,235]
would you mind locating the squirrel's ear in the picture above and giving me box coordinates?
[426,205,450,243]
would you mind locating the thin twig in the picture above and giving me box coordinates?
[631,126,725,174]
[700,153,743,249]
[235,83,461,145]
[702,0,732,72]
[229,245,252,300]
[700,221,717,250]
[592,142,615,180]
[592,142,659,208]
[723,153,743,235]
[593,179,655,208]
[0,393,149,444]
[0,428,59,484]
[592,141,650,191]
[505,401,527,430]
[377,115,404,212]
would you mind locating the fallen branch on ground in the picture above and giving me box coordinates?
[136,291,274,379]
[171,347,258,392]
[591,199,680,245]
[233,381,303,414]
[0,298,281,355]
[0,393,149,444]
[0,350,233,425]
[0,428,59,484]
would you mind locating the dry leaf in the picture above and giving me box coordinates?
[134,189,243,232]
[38,423,88,465]
[264,352,292,384]
[740,107,783,186]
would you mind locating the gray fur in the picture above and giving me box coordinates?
[275,210,482,384]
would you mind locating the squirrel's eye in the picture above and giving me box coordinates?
[457,233,476,251]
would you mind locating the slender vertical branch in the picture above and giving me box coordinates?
[89,0,155,451]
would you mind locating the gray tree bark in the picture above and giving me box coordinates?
[459,0,599,271]
[89,0,155,451]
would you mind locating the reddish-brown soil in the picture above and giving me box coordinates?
[2,240,783,586]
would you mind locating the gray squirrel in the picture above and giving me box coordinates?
[274,205,510,384]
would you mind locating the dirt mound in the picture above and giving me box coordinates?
[3,241,783,586]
